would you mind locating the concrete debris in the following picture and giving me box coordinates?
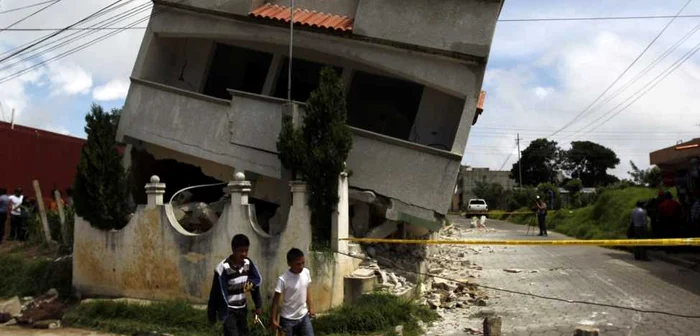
[503,269,522,273]
[465,327,483,334]
[178,202,219,233]
[0,297,22,318]
[33,319,61,329]
[17,289,66,326]
[366,220,398,239]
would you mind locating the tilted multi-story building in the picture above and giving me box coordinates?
[117,0,503,235]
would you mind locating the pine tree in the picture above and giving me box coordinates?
[276,67,353,242]
[73,104,131,230]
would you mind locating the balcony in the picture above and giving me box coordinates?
[118,78,462,215]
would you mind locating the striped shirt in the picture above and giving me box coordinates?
[216,258,254,309]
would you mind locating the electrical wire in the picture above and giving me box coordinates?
[0,0,57,15]
[547,0,693,139]
[0,2,151,74]
[0,0,132,65]
[563,36,700,140]
[0,0,60,32]
[498,14,700,22]
[330,249,700,319]
[2,27,147,31]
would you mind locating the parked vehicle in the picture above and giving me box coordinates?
[465,199,488,217]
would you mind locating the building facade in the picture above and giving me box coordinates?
[456,166,515,210]
[117,0,503,233]
[0,121,84,199]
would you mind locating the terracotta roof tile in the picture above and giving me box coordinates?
[477,91,486,110]
[250,3,353,32]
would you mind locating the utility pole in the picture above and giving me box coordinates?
[287,0,295,102]
[516,133,522,189]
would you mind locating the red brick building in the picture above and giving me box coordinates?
[0,121,84,199]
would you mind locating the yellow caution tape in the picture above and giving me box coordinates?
[342,237,700,246]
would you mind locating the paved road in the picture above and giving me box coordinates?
[428,217,700,336]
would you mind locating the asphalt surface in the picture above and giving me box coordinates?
[426,216,700,336]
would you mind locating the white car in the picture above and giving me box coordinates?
[465,199,488,216]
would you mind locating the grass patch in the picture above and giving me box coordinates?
[503,187,659,240]
[64,300,216,336]
[0,252,72,299]
[65,294,437,336]
[314,293,438,336]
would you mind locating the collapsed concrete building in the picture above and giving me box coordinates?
[117,0,502,238]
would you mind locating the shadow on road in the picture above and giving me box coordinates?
[603,251,700,297]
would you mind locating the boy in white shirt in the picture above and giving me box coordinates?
[270,248,315,336]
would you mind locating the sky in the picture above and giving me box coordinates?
[0,0,699,180]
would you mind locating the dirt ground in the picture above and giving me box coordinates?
[0,327,117,336]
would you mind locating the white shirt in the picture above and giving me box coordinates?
[9,195,23,216]
[275,268,312,320]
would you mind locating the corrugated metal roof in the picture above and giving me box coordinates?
[249,3,354,32]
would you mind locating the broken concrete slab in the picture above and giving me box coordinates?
[366,220,398,239]
[574,327,600,336]
[350,268,376,278]
[0,297,21,317]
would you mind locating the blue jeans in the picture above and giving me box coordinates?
[280,313,314,336]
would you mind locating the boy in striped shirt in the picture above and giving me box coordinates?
[208,234,263,336]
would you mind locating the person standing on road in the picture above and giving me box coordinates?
[8,188,25,241]
[646,191,663,239]
[534,196,548,237]
[0,188,9,244]
[658,191,681,239]
[629,200,651,261]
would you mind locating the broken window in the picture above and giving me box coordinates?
[347,71,424,141]
[273,58,341,102]
[203,44,273,99]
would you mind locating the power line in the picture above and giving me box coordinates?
[0,2,151,75]
[0,0,61,32]
[0,0,186,84]
[498,13,700,22]
[1,27,147,31]
[565,36,700,139]
[547,0,693,139]
[0,0,57,15]
[0,0,133,65]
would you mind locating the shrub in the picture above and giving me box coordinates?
[73,104,131,230]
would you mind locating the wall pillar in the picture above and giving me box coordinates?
[145,175,166,208]
[226,172,252,205]
[332,172,349,254]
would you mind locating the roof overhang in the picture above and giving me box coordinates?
[650,138,700,170]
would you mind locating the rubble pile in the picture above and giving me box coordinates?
[172,191,228,233]
[357,259,416,296]
[421,223,489,311]
[0,288,68,329]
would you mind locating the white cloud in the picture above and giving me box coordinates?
[93,79,130,101]
[533,86,554,99]
[47,63,93,96]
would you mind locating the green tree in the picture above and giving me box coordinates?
[74,104,131,230]
[563,141,620,186]
[276,67,353,242]
[473,180,505,210]
[628,161,662,187]
[564,178,583,194]
[510,138,561,186]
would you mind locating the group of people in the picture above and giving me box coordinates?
[628,190,700,261]
[0,188,27,243]
[0,186,75,244]
[645,190,700,240]
[208,234,315,336]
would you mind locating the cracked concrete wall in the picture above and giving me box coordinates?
[354,0,503,58]
[72,180,351,311]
